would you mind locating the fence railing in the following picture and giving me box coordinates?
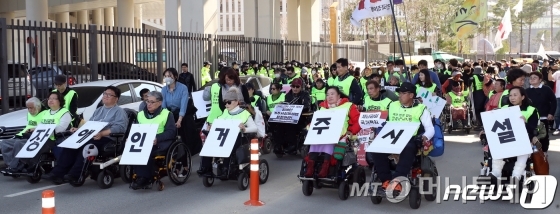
[0,18,367,113]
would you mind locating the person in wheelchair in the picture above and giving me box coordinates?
[310,79,326,111]
[197,87,258,176]
[482,86,538,184]
[304,87,360,178]
[273,79,311,154]
[371,82,434,193]
[0,97,46,174]
[444,81,470,129]
[362,80,398,112]
[16,92,73,173]
[265,83,285,117]
[43,86,129,183]
[131,91,177,189]
[246,83,267,114]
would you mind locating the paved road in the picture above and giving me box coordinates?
[1,133,559,214]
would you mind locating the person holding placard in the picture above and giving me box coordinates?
[43,86,129,183]
[18,92,72,173]
[131,91,177,189]
[363,80,398,112]
[370,82,434,193]
[273,79,311,155]
[499,68,526,108]
[304,87,360,178]
[483,87,539,184]
[266,83,286,117]
[197,87,258,176]
[0,97,45,174]
[416,69,442,97]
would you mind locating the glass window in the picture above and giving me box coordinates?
[72,86,106,108]
[117,84,134,105]
[131,83,158,102]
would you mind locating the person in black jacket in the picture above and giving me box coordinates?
[178,63,196,93]
[526,71,556,154]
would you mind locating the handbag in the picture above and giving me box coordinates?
[531,147,549,175]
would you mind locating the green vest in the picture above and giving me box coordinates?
[294,67,302,75]
[360,77,369,94]
[333,75,354,96]
[415,84,436,95]
[41,108,70,140]
[388,101,426,135]
[207,83,222,124]
[258,68,268,76]
[501,105,539,123]
[17,112,44,137]
[52,89,77,115]
[267,68,275,78]
[327,77,335,86]
[266,93,285,112]
[488,90,495,99]
[363,96,392,111]
[218,109,251,124]
[201,67,211,85]
[137,108,170,134]
[311,87,326,104]
[473,75,483,91]
[287,73,301,84]
[499,89,510,107]
[319,102,353,137]
[448,92,467,108]
[251,95,261,107]
[246,68,256,75]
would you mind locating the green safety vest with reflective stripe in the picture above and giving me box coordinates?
[246,68,256,75]
[266,93,285,112]
[52,89,77,115]
[251,95,261,107]
[363,96,392,111]
[137,109,170,134]
[501,105,538,123]
[41,108,70,140]
[473,75,483,91]
[311,87,326,104]
[287,73,301,84]
[258,67,268,76]
[207,83,222,124]
[201,67,211,86]
[319,102,353,137]
[327,77,335,86]
[415,84,437,95]
[499,89,510,108]
[448,92,468,108]
[333,75,354,96]
[387,101,425,135]
[218,109,252,124]
[17,112,44,137]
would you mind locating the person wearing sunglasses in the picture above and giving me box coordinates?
[198,87,258,176]
[327,63,337,86]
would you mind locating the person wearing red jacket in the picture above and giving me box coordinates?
[303,87,361,178]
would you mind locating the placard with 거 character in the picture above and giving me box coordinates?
[119,124,159,165]
[304,108,348,145]
[268,104,304,124]
[192,91,211,119]
[57,121,108,149]
[481,106,532,160]
[359,111,388,129]
[366,122,420,154]
[15,124,57,158]
[199,119,242,157]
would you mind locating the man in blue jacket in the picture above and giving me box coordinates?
[411,59,442,89]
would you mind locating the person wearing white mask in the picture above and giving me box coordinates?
[272,68,288,85]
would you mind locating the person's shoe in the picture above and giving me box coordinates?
[131,177,151,190]
[197,167,212,177]
[553,130,560,135]
[42,172,57,180]
[63,174,79,183]
[317,160,330,178]
[7,168,22,174]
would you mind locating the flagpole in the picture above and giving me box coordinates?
[388,0,408,81]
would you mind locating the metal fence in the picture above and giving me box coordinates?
[0,18,368,113]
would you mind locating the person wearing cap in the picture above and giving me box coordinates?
[258,60,271,77]
[301,68,312,91]
[441,70,464,95]
[178,63,196,94]
[201,61,212,86]
[215,61,227,79]
[53,74,79,128]
[333,58,364,106]
[197,86,257,176]
[370,82,434,194]
[272,78,310,155]
[240,63,249,76]
[231,61,240,74]
[246,61,257,75]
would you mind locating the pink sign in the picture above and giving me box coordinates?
[357,128,375,166]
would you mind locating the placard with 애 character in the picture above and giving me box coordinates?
[57,121,108,149]
[268,104,304,124]
[366,122,420,154]
[359,111,388,129]
[15,124,58,158]
[192,90,211,119]
[199,119,242,157]
[481,106,532,160]
[119,124,159,165]
[304,108,349,145]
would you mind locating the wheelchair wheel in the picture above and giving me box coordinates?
[353,166,366,186]
[338,181,350,200]
[97,170,114,189]
[423,172,437,201]
[371,195,382,204]
[202,176,215,187]
[302,180,313,196]
[167,142,192,186]
[120,165,133,183]
[26,170,42,184]
[258,159,269,184]
[409,187,421,209]
[237,172,249,191]
[261,138,272,154]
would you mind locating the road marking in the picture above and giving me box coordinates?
[4,184,67,198]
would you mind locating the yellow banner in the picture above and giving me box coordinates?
[450,0,488,39]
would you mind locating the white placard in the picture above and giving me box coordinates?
[268,104,304,124]
[304,108,349,145]
[481,106,533,160]
[359,111,388,129]
[384,86,397,92]
[15,124,57,158]
[192,90,211,119]
[417,87,446,118]
[366,122,420,154]
[199,119,242,157]
[57,121,108,149]
[119,124,159,165]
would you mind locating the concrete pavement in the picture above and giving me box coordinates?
[1,133,559,214]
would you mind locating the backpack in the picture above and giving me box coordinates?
[429,118,444,157]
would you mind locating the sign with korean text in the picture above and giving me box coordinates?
[418,87,446,118]
[15,124,57,158]
[58,121,108,149]
[192,91,211,119]
[120,124,159,165]
[304,108,348,145]
[366,122,420,154]
[268,104,304,124]
[357,128,375,166]
[199,119,242,157]
[359,111,388,129]
[481,106,532,159]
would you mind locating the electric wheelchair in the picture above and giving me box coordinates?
[297,137,367,200]
[368,135,439,209]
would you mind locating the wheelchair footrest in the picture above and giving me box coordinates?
[93,156,121,170]
[297,175,315,181]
